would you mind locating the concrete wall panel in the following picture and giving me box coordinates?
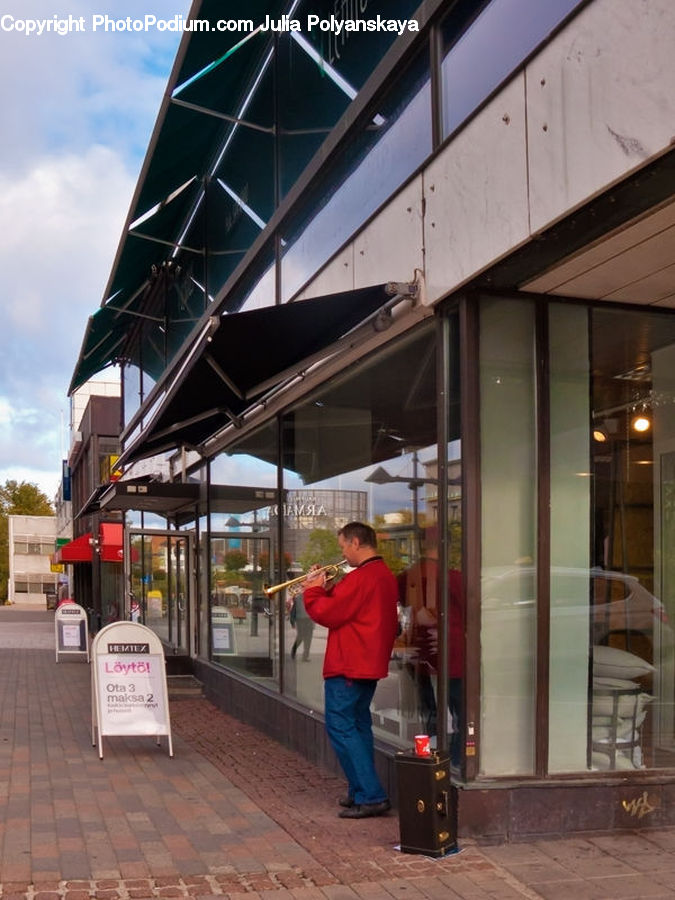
[423,76,530,305]
[293,247,354,302]
[527,0,675,233]
[353,177,424,287]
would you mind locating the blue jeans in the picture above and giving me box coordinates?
[324,676,387,806]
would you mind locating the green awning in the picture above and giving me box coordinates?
[69,0,421,394]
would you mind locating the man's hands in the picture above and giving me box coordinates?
[303,563,327,590]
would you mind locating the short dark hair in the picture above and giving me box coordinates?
[338,521,377,548]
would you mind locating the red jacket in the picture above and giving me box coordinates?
[304,557,398,680]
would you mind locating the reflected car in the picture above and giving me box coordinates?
[481,566,672,662]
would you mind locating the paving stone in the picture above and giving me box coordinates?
[2,615,675,900]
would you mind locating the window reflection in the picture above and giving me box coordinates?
[281,51,431,301]
[207,422,280,689]
[279,320,463,751]
[589,307,675,772]
[482,299,675,776]
[442,0,585,138]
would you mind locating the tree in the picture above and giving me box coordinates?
[298,528,341,571]
[0,480,54,601]
[224,549,248,571]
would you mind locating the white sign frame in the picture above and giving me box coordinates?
[211,606,237,656]
[90,621,173,759]
[55,602,89,662]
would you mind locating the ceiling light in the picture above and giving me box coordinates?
[593,427,608,443]
[632,415,651,433]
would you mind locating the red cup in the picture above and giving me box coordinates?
[414,734,431,756]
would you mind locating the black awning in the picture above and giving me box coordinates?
[99,479,278,522]
[120,283,394,464]
[76,482,116,519]
[99,480,200,515]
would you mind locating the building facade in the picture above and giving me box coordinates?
[54,392,125,627]
[68,0,675,838]
[7,515,58,607]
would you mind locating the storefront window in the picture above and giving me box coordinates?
[548,303,592,772]
[206,423,279,687]
[480,298,675,776]
[587,306,675,772]
[479,297,537,776]
[279,320,459,750]
[129,531,188,651]
[547,303,675,773]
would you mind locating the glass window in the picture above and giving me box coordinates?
[589,307,675,772]
[207,421,279,686]
[280,48,431,301]
[128,531,189,652]
[123,362,142,425]
[442,0,585,139]
[548,304,592,773]
[483,299,675,776]
[278,321,460,752]
[480,297,537,776]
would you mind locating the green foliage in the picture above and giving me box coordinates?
[224,549,248,571]
[378,541,408,576]
[0,480,54,517]
[0,479,54,601]
[298,528,341,570]
[448,521,462,570]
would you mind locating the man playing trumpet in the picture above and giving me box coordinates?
[303,521,398,819]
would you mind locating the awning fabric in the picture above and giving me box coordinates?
[99,523,124,562]
[121,283,392,464]
[67,0,417,395]
[55,533,93,563]
[54,525,124,563]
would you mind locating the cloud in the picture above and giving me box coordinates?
[0,1,182,172]
[0,145,134,383]
[0,144,134,498]
[0,1,185,497]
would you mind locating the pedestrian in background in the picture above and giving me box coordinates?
[289,591,314,661]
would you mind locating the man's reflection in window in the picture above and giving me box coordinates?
[398,528,464,766]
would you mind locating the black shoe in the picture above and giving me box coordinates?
[339,794,354,808]
[338,800,391,819]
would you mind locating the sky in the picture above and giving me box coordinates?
[0,1,187,501]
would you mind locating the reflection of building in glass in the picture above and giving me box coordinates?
[269,489,367,563]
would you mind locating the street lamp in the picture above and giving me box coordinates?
[365,452,438,561]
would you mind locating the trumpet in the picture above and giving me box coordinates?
[264,560,347,597]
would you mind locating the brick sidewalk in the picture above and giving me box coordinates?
[2,607,675,899]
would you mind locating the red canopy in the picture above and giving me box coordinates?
[55,532,92,563]
[55,523,124,564]
[99,523,123,562]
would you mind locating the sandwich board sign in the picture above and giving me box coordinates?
[91,621,173,759]
[211,606,237,656]
[55,601,89,662]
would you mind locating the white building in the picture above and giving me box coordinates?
[7,515,58,608]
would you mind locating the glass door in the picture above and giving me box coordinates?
[129,530,192,655]
[209,532,274,679]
